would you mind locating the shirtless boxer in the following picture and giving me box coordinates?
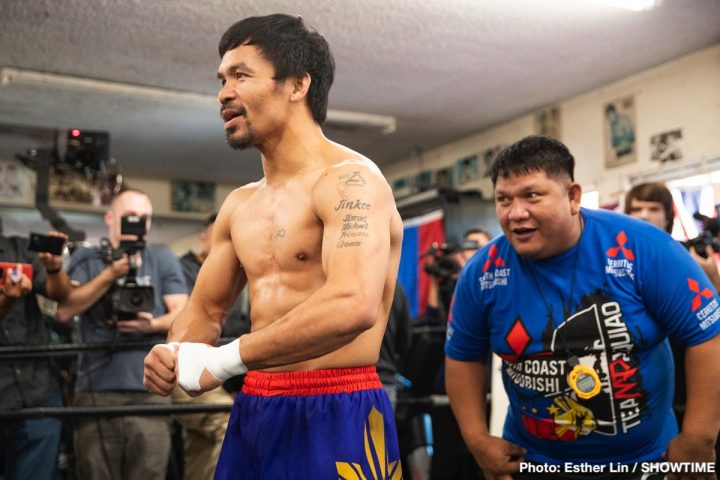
[143,14,403,480]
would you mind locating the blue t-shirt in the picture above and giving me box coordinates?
[446,208,720,464]
[68,244,187,391]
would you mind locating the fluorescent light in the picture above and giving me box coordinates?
[586,0,659,11]
[325,110,396,134]
[0,67,215,106]
[0,67,397,134]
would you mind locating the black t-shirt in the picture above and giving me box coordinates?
[0,235,57,409]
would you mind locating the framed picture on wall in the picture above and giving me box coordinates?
[436,166,454,189]
[415,170,435,191]
[0,160,30,199]
[650,128,683,163]
[535,107,561,140]
[603,95,637,168]
[456,154,479,185]
[482,145,504,178]
[171,180,216,213]
[392,176,415,198]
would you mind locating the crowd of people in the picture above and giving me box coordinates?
[1,12,718,480]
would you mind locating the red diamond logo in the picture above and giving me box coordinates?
[505,318,530,359]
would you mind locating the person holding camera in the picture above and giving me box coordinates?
[425,228,491,324]
[625,181,720,457]
[446,136,720,479]
[422,229,491,480]
[0,230,74,480]
[624,181,720,292]
[55,188,188,479]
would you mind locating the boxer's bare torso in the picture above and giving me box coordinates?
[172,147,402,372]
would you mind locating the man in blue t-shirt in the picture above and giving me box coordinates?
[445,136,720,479]
[56,188,188,479]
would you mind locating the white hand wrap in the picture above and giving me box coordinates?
[176,339,247,392]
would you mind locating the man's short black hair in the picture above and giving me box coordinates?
[490,135,575,186]
[219,14,335,125]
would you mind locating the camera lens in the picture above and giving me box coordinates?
[129,292,143,307]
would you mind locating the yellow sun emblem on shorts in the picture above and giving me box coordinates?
[336,407,403,480]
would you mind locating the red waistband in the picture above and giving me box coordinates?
[242,366,382,396]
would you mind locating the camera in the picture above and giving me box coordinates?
[682,212,720,259]
[28,233,65,256]
[422,240,479,281]
[101,215,154,320]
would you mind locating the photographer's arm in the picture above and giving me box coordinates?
[55,256,129,322]
[36,231,73,302]
[0,293,15,320]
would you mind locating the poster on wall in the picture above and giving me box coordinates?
[0,160,29,199]
[415,170,435,191]
[482,145,504,178]
[603,95,636,168]
[392,176,415,198]
[171,180,216,213]
[456,154,479,185]
[650,128,683,163]
[436,166,454,189]
[535,107,561,140]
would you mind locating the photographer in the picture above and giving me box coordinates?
[0,230,74,480]
[422,228,490,480]
[625,181,720,292]
[56,188,188,479]
[425,228,491,323]
[625,181,720,440]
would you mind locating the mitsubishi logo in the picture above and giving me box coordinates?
[607,231,635,260]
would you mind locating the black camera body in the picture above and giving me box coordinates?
[423,240,479,281]
[112,279,154,317]
[682,231,720,258]
[101,215,154,321]
[424,244,462,279]
[682,212,720,259]
[28,232,65,255]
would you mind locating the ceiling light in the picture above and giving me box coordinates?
[586,0,659,11]
[0,67,397,134]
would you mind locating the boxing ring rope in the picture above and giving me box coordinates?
[0,340,448,420]
[0,339,237,420]
[0,338,235,360]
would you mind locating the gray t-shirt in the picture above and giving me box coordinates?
[68,244,187,391]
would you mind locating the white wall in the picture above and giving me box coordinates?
[384,44,720,206]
